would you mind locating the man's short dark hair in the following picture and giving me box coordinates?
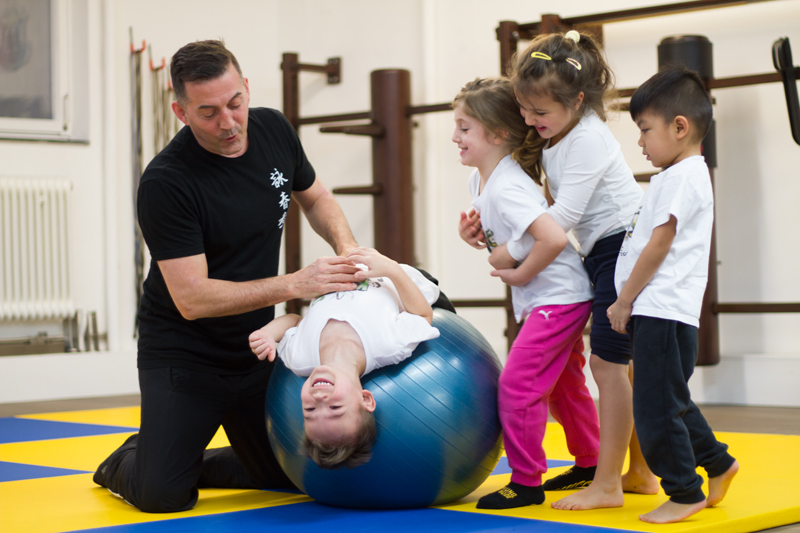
[630,66,713,142]
[303,408,377,469]
[170,39,242,105]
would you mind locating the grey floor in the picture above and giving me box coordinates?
[1,396,798,532]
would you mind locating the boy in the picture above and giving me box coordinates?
[249,247,441,469]
[607,67,738,524]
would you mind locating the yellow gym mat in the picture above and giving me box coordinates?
[1,407,798,533]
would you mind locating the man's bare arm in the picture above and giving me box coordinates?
[294,178,358,256]
[159,253,359,320]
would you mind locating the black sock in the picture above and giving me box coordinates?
[542,465,596,491]
[476,482,545,509]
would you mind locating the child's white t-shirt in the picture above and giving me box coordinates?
[543,110,643,256]
[470,155,594,322]
[614,156,713,327]
[276,264,441,376]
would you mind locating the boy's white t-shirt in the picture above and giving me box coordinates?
[470,155,594,322]
[276,264,441,376]
[543,110,643,256]
[614,156,713,327]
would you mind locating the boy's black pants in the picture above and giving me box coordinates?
[631,316,735,504]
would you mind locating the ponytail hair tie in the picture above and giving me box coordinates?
[565,30,581,43]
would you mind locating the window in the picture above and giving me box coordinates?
[0,0,88,142]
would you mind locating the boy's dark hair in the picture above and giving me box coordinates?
[629,66,713,142]
[303,408,377,469]
[170,39,243,105]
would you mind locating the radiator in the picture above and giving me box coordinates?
[0,177,74,320]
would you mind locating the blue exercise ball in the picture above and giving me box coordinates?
[265,308,503,509]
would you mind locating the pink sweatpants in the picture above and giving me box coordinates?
[499,301,600,487]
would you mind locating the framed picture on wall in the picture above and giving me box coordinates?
[0,0,88,142]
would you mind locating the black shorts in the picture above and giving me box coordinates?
[583,231,632,364]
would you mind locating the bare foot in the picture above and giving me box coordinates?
[621,469,659,495]
[551,483,625,510]
[707,460,739,507]
[640,499,706,523]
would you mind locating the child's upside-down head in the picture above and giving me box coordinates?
[300,364,377,469]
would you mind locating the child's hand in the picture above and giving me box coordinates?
[489,244,517,270]
[249,328,277,361]
[490,268,528,287]
[347,247,399,280]
[458,209,486,250]
[607,299,632,334]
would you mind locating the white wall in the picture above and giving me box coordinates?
[1,0,798,406]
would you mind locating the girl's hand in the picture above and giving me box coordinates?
[458,209,486,249]
[489,244,517,270]
[490,268,528,287]
[249,328,277,361]
[346,247,399,280]
[607,299,632,334]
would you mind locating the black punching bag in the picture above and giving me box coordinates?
[657,35,719,366]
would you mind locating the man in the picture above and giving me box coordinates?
[93,40,360,513]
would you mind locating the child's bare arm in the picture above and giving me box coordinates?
[608,216,677,334]
[489,244,517,270]
[347,247,434,325]
[249,313,302,361]
[490,213,567,287]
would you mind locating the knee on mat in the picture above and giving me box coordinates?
[136,484,198,514]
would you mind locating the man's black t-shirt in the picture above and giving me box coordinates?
[136,108,316,373]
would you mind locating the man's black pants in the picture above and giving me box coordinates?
[100,363,293,513]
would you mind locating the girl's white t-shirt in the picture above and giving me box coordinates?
[470,155,594,322]
[614,156,713,327]
[543,110,643,256]
[276,264,441,376]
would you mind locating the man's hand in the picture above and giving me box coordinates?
[607,298,632,334]
[290,256,360,300]
[458,209,486,249]
[249,328,277,361]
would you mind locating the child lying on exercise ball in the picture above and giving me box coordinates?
[249,247,444,469]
